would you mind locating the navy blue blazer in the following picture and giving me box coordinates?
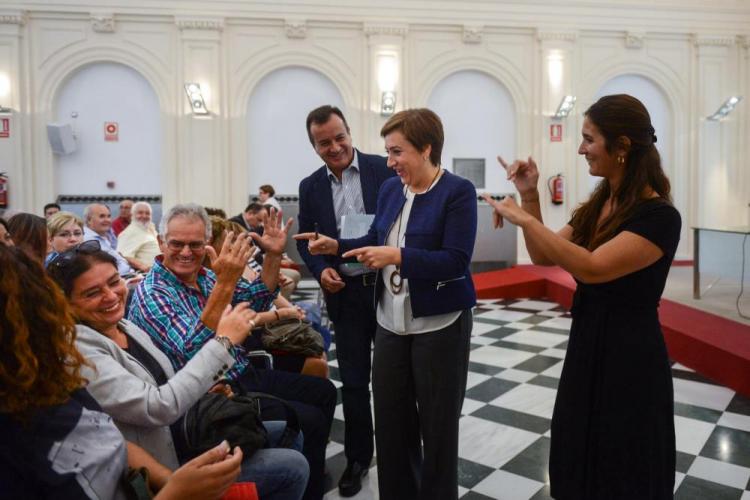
[296,150,394,321]
[338,171,478,319]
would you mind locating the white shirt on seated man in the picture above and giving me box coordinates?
[117,201,161,272]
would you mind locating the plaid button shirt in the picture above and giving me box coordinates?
[127,256,277,381]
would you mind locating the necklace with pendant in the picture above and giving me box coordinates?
[389,167,442,294]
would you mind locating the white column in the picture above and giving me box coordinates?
[536,30,578,232]
[0,11,28,212]
[693,35,742,228]
[175,17,227,208]
[364,24,408,154]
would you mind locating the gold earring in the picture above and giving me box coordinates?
[618,156,625,165]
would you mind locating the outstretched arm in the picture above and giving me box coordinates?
[487,196,663,283]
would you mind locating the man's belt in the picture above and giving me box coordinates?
[341,272,377,287]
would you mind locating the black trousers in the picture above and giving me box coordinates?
[372,309,472,500]
[240,368,336,500]
[330,277,377,467]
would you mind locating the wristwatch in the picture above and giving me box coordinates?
[214,336,234,353]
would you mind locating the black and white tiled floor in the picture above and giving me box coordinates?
[292,284,750,499]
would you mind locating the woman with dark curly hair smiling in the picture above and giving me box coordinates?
[0,244,245,499]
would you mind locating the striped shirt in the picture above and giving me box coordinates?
[127,256,277,381]
[327,150,365,234]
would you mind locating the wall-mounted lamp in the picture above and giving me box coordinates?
[184,83,209,115]
[706,96,743,121]
[553,95,576,118]
[381,91,396,116]
[377,53,398,116]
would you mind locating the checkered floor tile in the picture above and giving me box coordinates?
[289,287,750,500]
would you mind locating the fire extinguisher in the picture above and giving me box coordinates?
[0,172,7,209]
[548,174,564,205]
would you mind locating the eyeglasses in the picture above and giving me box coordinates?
[49,240,102,269]
[54,230,84,239]
[166,239,206,252]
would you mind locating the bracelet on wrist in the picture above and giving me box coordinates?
[273,310,280,321]
[214,335,234,353]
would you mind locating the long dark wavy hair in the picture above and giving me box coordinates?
[0,245,88,417]
[570,94,672,250]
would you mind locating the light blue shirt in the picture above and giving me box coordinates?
[83,226,134,276]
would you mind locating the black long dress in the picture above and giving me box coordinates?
[549,199,681,500]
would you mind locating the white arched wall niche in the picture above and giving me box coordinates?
[245,66,346,195]
[416,55,531,160]
[426,70,517,193]
[53,62,162,196]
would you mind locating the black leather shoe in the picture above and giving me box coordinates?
[338,462,368,497]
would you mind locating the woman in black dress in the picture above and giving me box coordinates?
[483,94,679,499]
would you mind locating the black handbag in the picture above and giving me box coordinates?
[181,391,300,460]
[261,318,325,357]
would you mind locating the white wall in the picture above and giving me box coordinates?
[427,70,516,194]
[246,66,345,196]
[54,62,161,196]
[1,0,748,261]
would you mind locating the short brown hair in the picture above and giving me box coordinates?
[380,108,444,166]
[7,213,48,265]
[306,105,350,145]
[259,184,275,197]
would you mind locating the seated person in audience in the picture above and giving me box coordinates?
[205,206,228,218]
[43,202,61,219]
[0,244,244,500]
[7,212,48,264]
[117,201,161,272]
[259,184,282,212]
[229,202,266,234]
[82,203,136,276]
[112,199,133,236]
[230,205,300,295]
[48,244,309,500]
[0,217,14,246]
[46,211,84,265]
[127,203,336,500]
[209,216,328,379]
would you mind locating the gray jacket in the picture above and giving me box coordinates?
[75,319,235,469]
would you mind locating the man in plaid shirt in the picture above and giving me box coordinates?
[128,203,336,500]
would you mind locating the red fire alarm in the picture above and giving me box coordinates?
[104,122,119,142]
[550,124,562,142]
[0,118,9,139]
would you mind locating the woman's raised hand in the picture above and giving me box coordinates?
[497,155,540,196]
[481,194,532,229]
[293,232,339,256]
[216,302,257,345]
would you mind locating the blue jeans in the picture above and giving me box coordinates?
[238,421,309,500]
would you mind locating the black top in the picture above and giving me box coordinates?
[123,331,169,386]
[0,389,127,499]
[550,199,681,500]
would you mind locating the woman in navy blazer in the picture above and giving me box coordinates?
[296,108,477,500]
